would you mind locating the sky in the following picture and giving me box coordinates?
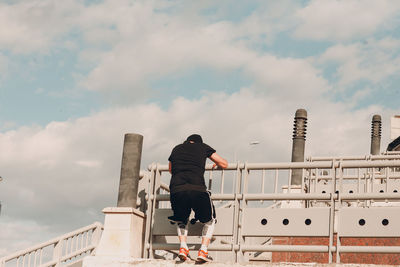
[0,0,400,256]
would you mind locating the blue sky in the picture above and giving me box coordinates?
[0,0,400,256]
[1,0,398,129]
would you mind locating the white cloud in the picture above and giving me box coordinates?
[0,52,8,79]
[294,0,400,41]
[34,88,45,94]
[0,217,53,256]
[0,90,395,255]
[0,121,17,131]
[75,160,102,168]
[3,0,396,104]
[1,0,398,100]
[5,1,288,99]
[318,38,400,87]
[79,8,329,103]
[81,17,254,93]
[0,1,83,53]
[245,55,329,100]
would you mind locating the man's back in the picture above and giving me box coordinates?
[168,142,215,193]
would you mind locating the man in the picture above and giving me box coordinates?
[168,134,228,262]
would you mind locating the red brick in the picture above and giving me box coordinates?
[272,236,400,265]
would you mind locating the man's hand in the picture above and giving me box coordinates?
[210,153,228,169]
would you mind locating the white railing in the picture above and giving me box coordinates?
[307,152,400,162]
[0,222,103,267]
[144,157,400,263]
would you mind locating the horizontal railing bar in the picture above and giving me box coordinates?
[151,163,242,171]
[309,155,400,161]
[384,151,400,155]
[241,245,331,252]
[243,193,331,200]
[1,222,102,262]
[60,245,96,262]
[247,161,400,169]
[155,192,400,201]
[341,161,400,168]
[41,259,58,267]
[151,243,232,251]
[156,193,332,201]
[314,174,400,180]
[246,162,335,170]
[160,182,169,192]
[156,194,236,201]
[340,193,400,200]
[339,246,400,253]
[150,160,400,172]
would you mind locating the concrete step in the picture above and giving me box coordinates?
[82,257,396,267]
[65,259,83,267]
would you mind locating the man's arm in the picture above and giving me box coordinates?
[209,153,228,169]
[169,161,172,174]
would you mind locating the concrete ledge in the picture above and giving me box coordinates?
[82,257,397,267]
[102,207,145,217]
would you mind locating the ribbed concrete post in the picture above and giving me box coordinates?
[370,115,381,155]
[117,133,143,208]
[291,109,307,185]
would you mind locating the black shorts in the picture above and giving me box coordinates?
[170,190,215,224]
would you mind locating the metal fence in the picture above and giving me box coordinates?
[0,222,103,267]
[142,158,400,263]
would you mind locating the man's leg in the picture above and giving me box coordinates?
[170,191,191,260]
[200,218,215,252]
[192,191,216,262]
[177,222,190,260]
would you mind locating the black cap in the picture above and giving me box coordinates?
[186,134,203,144]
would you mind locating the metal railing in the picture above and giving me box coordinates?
[0,222,103,267]
[144,158,400,263]
[307,152,400,162]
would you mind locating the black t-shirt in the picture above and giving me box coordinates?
[168,142,216,194]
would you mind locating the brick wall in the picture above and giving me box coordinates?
[272,236,400,265]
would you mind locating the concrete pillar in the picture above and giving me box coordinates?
[291,109,307,185]
[83,134,145,266]
[93,207,145,258]
[117,133,143,208]
[370,115,381,155]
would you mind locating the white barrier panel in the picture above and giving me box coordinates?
[338,207,400,237]
[241,208,330,237]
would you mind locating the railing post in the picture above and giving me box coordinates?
[233,162,243,262]
[53,239,63,267]
[144,163,156,258]
[336,161,343,264]
[147,164,161,259]
[238,163,249,262]
[91,225,102,248]
[328,160,337,264]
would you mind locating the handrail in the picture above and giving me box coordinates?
[145,156,400,264]
[0,222,103,267]
[150,160,400,171]
[308,154,400,161]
